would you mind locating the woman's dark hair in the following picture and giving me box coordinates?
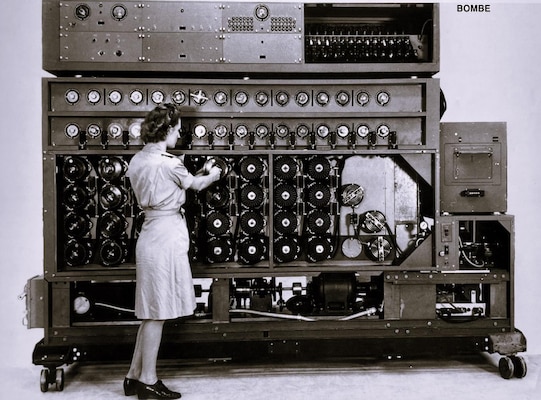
[140,103,181,143]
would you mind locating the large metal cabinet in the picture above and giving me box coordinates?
[26,1,526,392]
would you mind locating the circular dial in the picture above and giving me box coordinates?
[255,124,269,138]
[111,4,127,21]
[194,124,207,139]
[357,124,370,138]
[107,123,123,139]
[357,91,370,106]
[87,89,102,105]
[214,91,228,106]
[316,124,330,138]
[377,124,390,138]
[65,89,80,105]
[214,124,228,138]
[275,91,290,106]
[151,90,165,105]
[129,90,144,105]
[65,123,80,139]
[316,91,330,106]
[255,91,269,106]
[376,91,390,106]
[276,124,289,138]
[129,122,141,140]
[87,123,102,138]
[335,91,350,106]
[337,124,350,138]
[108,90,123,105]
[295,91,310,107]
[235,124,248,138]
[75,4,91,20]
[234,91,249,106]
[255,4,269,21]
[297,124,309,138]
[172,90,186,105]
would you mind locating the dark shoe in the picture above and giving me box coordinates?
[136,380,181,399]
[124,378,138,396]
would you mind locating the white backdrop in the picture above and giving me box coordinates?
[1,1,539,370]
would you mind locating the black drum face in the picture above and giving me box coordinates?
[306,156,331,181]
[306,182,331,208]
[206,237,233,263]
[274,156,298,180]
[306,210,331,234]
[274,210,298,235]
[64,212,92,238]
[64,239,92,266]
[99,239,127,266]
[274,236,300,263]
[98,156,127,181]
[98,211,127,238]
[206,211,231,236]
[274,183,298,208]
[240,183,265,209]
[99,184,128,210]
[239,156,265,181]
[63,184,91,210]
[206,185,230,209]
[63,156,91,182]
[240,211,265,235]
[306,236,333,263]
[238,237,267,265]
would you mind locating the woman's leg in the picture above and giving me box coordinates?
[127,319,165,384]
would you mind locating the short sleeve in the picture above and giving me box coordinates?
[166,157,194,189]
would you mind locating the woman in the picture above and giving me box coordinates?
[124,103,222,399]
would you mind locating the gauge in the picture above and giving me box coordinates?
[129,122,141,140]
[295,91,310,107]
[276,125,289,138]
[129,90,143,105]
[377,124,390,138]
[376,91,390,106]
[108,90,122,105]
[316,91,330,106]
[337,124,350,138]
[316,124,330,138]
[111,4,127,21]
[335,91,350,106]
[73,295,91,315]
[75,4,91,20]
[151,90,165,105]
[255,91,269,106]
[255,124,269,137]
[194,124,207,139]
[65,123,80,139]
[357,124,370,138]
[214,124,228,138]
[107,123,123,139]
[214,91,228,106]
[235,124,248,138]
[234,91,249,106]
[255,4,269,21]
[297,124,309,138]
[172,90,186,105]
[190,89,208,105]
[65,89,80,105]
[275,91,290,106]
[87,89,102,105]
[87,123,102,138]
[357,91,370,106]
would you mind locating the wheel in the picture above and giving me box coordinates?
[498,356,515,379]
[511,355,527,378]
[55,368,65,391]
[40,368,50,392]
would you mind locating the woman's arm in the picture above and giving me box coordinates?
[188,166,222,191]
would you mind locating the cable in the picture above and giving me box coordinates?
[94,302,135,313]
[230,309,316,321]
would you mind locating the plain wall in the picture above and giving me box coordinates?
[0,1,540,370]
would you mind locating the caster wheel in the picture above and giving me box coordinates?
[511,355,527,378]
[55,368,65,391]
[499,356,515,379]
[40,368,50,392]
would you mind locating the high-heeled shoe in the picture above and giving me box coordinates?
[124,377,138,396]
[136,380,181,399]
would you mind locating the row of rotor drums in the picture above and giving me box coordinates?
[273,155,336,263]
[60,155,137,267]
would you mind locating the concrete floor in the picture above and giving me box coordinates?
[3,353,539,400]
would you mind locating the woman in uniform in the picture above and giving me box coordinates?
[123,103,222,399]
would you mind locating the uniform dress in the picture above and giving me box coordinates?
[127,143,196,320]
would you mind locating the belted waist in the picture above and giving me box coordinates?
[144,208,184,218]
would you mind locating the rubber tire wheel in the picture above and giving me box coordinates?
[55,368,65,391]
[40,369,49,392]
[511,355,527,378]
[499,356,515,379]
